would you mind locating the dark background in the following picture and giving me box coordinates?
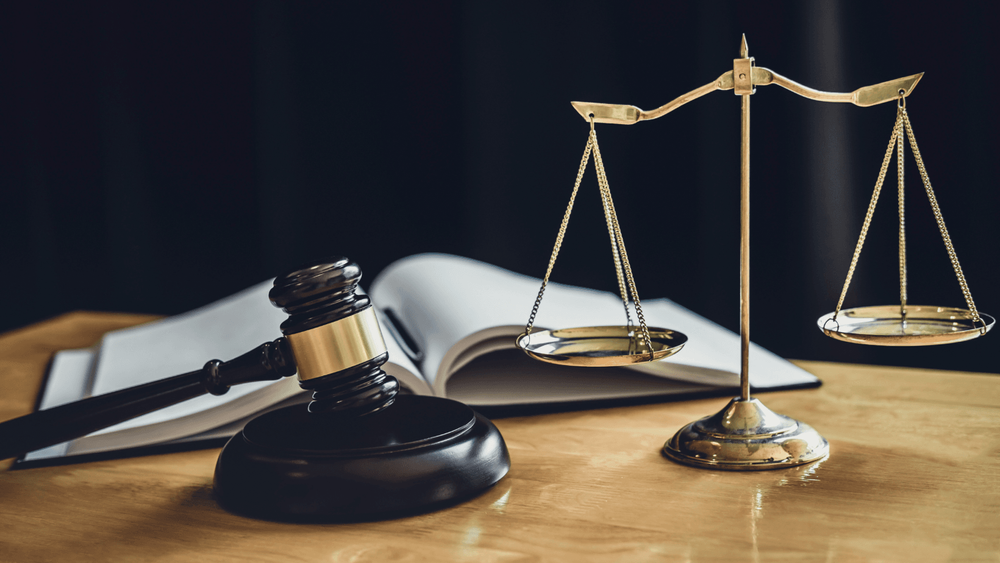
[2,1,997,373]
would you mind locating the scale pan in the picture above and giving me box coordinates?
[818,305,993,346]
[517,326,687,367]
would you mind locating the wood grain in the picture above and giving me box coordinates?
[0,313,997,562]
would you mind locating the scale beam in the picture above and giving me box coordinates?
[571,70,924,124]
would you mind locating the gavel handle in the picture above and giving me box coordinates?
[0,338,296,461]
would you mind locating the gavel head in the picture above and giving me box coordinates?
[268,257,399,417]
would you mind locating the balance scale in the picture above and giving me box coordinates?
[516,36,993,471]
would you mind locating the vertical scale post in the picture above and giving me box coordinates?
[662,36,829,469]
[734,35,754,401]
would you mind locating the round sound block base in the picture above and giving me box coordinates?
[213,395,510,521]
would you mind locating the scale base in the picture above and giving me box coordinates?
[214,395,510,521]
[663,397,828,470]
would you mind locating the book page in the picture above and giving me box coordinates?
[22,348,98,461]
[369,254,635,391]
[368,253,817,398]
[627,300,817,389]
[87,280,291,432]
[446,349,713,406]
[378,309,430,395]
[38,347,98,410]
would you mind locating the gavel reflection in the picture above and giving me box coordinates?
[0,257,510,521]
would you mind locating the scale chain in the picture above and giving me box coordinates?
[590,126,653,357]
[901,108,983,326]
[832,111,901,320]
[523,134,593,337]
[589,121,634,329]
[594,130,634,329]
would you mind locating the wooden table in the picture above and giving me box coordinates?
[1,313,998,562]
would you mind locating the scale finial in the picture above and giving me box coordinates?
[740,34,749,58]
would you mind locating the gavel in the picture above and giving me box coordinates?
[0,257,510,521]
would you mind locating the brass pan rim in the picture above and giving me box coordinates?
[516,325,687,367]
[818,305,994,346]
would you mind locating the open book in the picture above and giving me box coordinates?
[20,253,819,465]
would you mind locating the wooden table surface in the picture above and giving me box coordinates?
[1,313,998,562]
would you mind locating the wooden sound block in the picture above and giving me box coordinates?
[213,395,510,521]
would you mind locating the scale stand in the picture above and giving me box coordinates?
[543,35,990,470]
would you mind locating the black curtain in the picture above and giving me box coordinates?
[2,1,997,373]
